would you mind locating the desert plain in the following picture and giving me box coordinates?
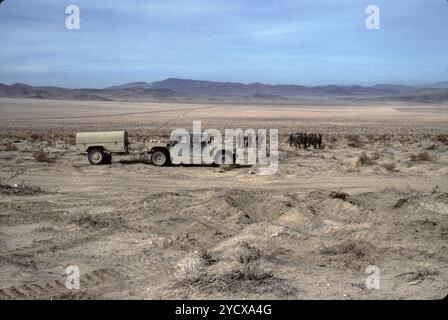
[0,97,447,299]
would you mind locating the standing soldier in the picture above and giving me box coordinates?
[303,133,308,149]
[317,134,323,149]
[309,134,314,149]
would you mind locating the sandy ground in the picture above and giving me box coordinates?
[0,98,447,300]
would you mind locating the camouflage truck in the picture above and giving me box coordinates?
[76,130,235,166]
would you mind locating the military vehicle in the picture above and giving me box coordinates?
[76,130,235,166]
[76,131,129,165]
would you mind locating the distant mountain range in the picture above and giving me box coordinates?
[1,78,448,103]
[0,83,176,102]
[421,81,448,89]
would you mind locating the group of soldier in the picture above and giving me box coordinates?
[289,132,323,149]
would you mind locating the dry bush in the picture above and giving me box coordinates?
[30,132,45,142]
[406,265,439,283]
[70,212,102,228]
[394,197,409,209]
[0,181,41,196]
[365,134,375,143]
[329,191,349,201]
[173,255,203,285]
[381,162,397,172]
[359,152,374,165]
[434,134,448,145]
[0,139,17,151]
[227,261,273,283]
[237,241,263,265]
[0,168,41,195]
[347,135,364,148]
[235,242,274,282]
[328,135,338,144]
[1,167,26,185]
[320,241,366,258]
[410,152,433,162]
[199,249,217,266]
[396,265,439,284]
[171,242,292,296]
[172,263,278,295]
[65,134,76,146]
[370,151,381,160]
[376,134,390,143]
[33,147,55,163]
[425,144,437,151]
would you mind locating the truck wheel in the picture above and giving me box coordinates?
[151,150,168,166]
[88,148,105,165]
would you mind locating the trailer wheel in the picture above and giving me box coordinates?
[151,150,168,166]
[88,148,105,165]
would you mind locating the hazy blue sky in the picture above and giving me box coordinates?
[0,0,447,88]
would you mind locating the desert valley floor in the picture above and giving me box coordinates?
[0,98,447,299]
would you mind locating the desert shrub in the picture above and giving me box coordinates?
[30,132,45,142]
[33,147,55,163]
[410,152,433,162]
[376,134,390,143]
[365,134,375,143]
[434,134,448,145]
[171,242,296,297]
[0,168,41,195]
[381,162,396,172]
[172,262,276,294]
[0,181,41,196]
[418,152,433,161]
[320,241,365,258]
[394,197,409,209]
[199,249,217,266]
[396,265,439,284]
[370,151,381,160]
[359,152,374,165]
[173,255,203,285]
[237,241,263,265]
[1,168,26,184]
[65,134,76,146]
[329,191,349,200]
[328,135,338,143]
[1,139,17,151]
[347,135,364,148]
[425,144,437,151]
[232,261,273,282]
[236,242,274,282]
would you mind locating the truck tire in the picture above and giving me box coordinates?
[88,148,105,165]
[151,150,168,166]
